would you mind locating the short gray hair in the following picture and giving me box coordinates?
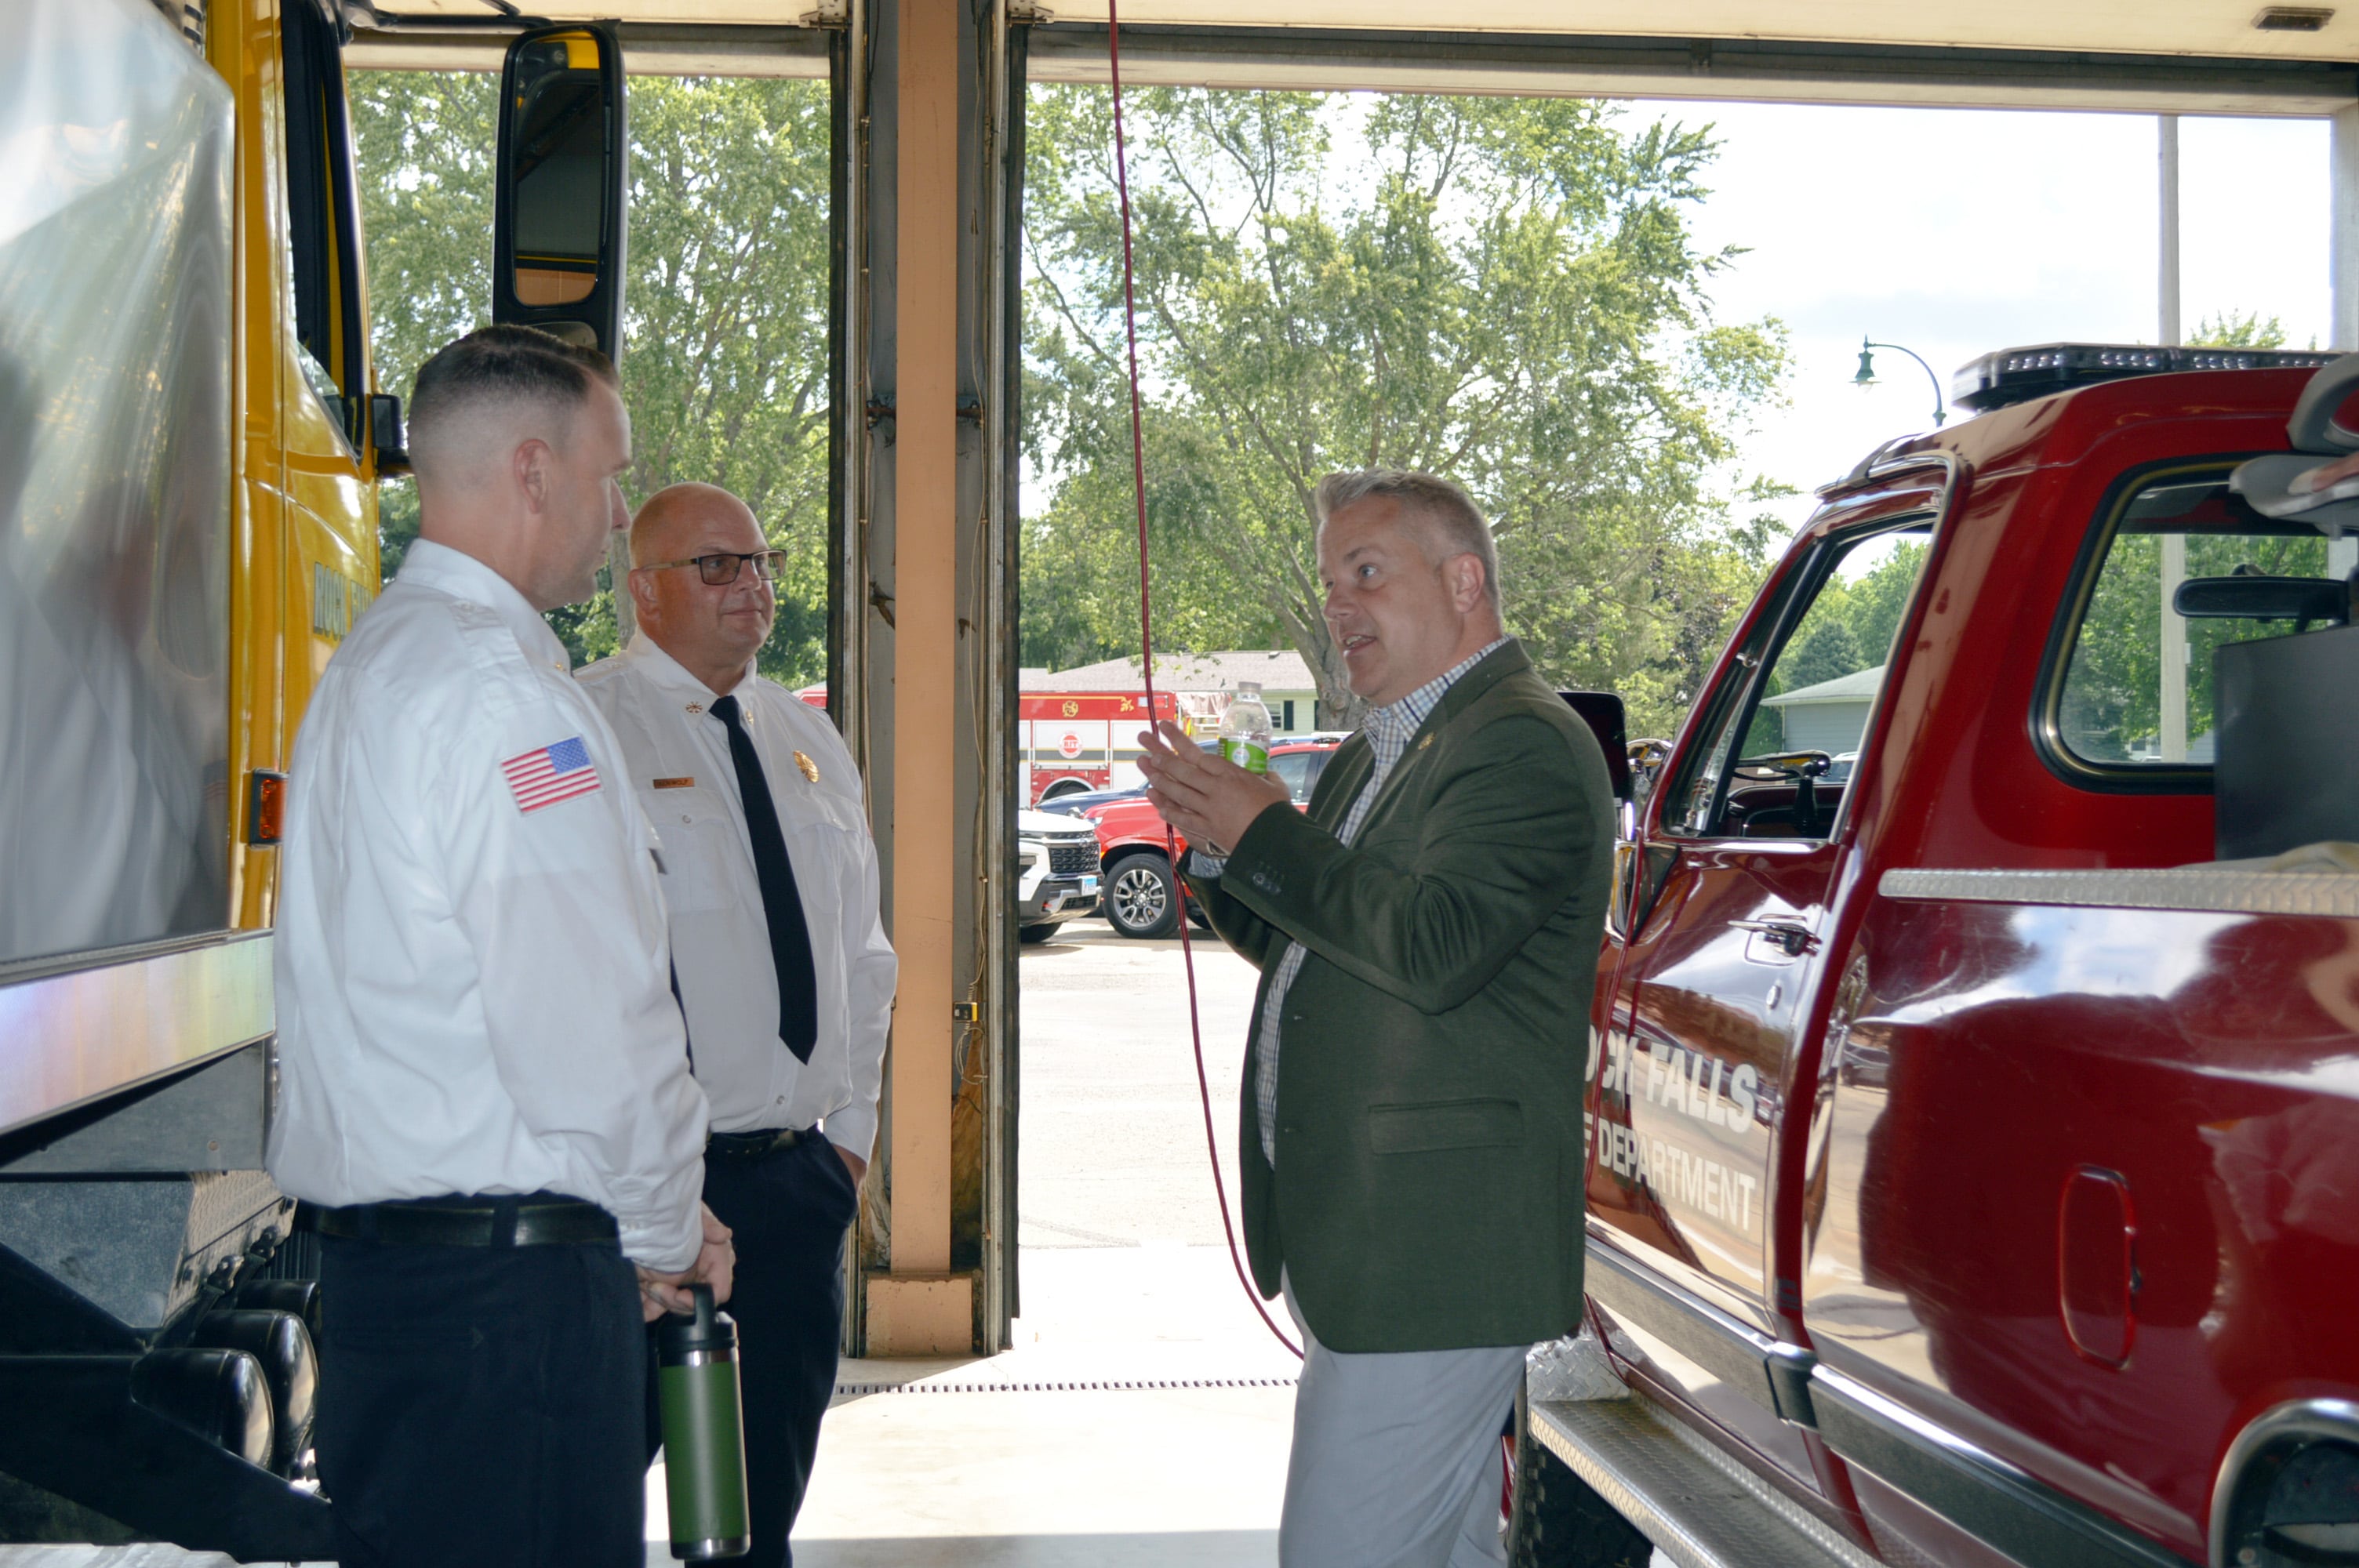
[1313,469,1499,613]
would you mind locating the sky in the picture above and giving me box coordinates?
[1624,100,2335,542]
[1022,92,2338,570]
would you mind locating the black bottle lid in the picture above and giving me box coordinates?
[655,1283,738,1360]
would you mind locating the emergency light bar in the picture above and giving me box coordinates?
[1950,343,2339,414]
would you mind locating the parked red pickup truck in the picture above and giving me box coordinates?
[1509,344,2359,1568]
[1085,739,1339,937]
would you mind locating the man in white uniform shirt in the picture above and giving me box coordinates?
[267,327,732,1568]
[577,481,895,1568]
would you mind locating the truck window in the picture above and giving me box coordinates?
[1270,750,1315,803]
[2048,466,2350,779]
[282,0,367,442]
[1669,521,1932,839]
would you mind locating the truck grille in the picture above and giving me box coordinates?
[1048,842,1097,877]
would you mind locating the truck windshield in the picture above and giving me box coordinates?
[2054,470,2349,772]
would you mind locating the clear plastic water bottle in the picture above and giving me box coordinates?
[1220,681,1274,773]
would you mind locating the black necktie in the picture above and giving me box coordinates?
[708,694,819,1062]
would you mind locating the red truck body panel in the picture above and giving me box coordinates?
[1583,365,2359,1568]
[1816,895,2359,1561]
[1087,739,1340,866]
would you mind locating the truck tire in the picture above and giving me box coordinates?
[1104,853,1178,939]
[1504,1383,1655,1568]
[1019,923,1060,944]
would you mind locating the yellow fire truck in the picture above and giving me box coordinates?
[0,0,643,1549]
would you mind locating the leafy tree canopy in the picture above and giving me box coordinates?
[2190,309,2290,350]
[349,71,832,684]
[1779,620,1863,694]
[1022,87,1791,732]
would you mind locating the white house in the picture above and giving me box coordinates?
[1760,664,1883,756]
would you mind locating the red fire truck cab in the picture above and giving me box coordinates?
[1509,345,2359,1568]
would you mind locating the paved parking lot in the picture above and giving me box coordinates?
[1015,919,1263,1252]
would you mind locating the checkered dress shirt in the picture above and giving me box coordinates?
[1201,640,1507,1166]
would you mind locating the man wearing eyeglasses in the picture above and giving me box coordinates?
[577,481,894,1568]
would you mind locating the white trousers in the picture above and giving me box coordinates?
[1280,1279,1528,1568]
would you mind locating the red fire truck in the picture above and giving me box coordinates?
[1020,690,1179,805]
[1507,343,2359,1568]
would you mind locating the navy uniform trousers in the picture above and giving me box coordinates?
[317,1232,646,1568]
[650,1131,860,1568]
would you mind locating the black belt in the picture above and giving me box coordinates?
[300,1193,617,1247]
[707,1127,815,1160]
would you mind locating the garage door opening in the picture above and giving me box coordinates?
[1001,49,2336,1392]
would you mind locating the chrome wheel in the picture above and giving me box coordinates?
[1106,855,1177,938]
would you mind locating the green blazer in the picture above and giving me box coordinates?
[1183,641,1613,1353]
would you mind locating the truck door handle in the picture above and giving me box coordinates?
[1732,919,1819,956]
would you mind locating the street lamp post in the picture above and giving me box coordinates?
[1853,336,1946,428]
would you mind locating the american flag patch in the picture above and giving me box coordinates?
[501,736,602,815]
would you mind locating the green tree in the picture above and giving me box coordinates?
[348,71,499,586]
[2063,524,2328,760]
[1781,620,1863,692]
[349,72,833,683]
[2190,309,2288,350]
[1837,539,1925,670]
[1022,88,1790,732]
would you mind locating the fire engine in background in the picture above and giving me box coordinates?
[0,1,634,1552]
[1020,689,1179,804]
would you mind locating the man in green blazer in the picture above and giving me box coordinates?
[1140,470,1612,1568]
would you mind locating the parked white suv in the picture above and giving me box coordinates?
[1016,810,1101,943]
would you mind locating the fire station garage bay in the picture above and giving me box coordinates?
[9,0,2359,1563]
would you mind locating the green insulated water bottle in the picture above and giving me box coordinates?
[656,1285,751,1560]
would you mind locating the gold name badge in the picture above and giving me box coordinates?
[794,751,820,784]
[652,777,696,789]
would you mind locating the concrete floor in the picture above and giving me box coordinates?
[780,921,1299,1564]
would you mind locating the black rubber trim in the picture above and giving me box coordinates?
[1583,1238,1817,1426]
[1810,1365,2198,1568]
[1027,23,2359,109]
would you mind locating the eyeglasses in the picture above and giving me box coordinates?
[638,549,789,586]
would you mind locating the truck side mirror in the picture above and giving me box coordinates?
[1559,691,1631,801]
[493,23,627,361]
[368,393,409,477]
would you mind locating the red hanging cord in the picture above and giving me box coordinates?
[1105,2,1303,1362]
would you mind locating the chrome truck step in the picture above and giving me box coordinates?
[1529,1396,1885,1568]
